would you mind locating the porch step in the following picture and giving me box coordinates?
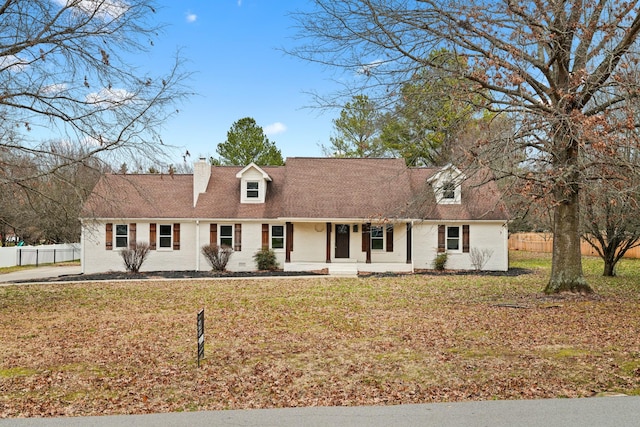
[328,263,358,277]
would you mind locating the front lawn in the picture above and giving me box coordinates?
[0,251,639,417]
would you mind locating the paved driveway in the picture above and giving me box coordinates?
[0,265,82,285]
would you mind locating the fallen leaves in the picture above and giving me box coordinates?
[1,260,640,417]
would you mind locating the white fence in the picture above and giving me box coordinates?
[0,243,81,268]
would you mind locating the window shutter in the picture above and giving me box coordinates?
[386,224,394,252]
[234,224,242,251]
[438,225,446,253]
[173,223,180,250]
[262,224,269,249]
[105,223,113,250]
[210,223,217,246]
[463,225,470,253]
[129,223,136,249]
[362,223,370,252]
[149,223,157,250]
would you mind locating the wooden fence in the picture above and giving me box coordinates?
[508,233,640,259]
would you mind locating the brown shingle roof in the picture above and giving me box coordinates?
[82,158,509,221]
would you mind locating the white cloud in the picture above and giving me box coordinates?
[52,0,129,20]
[186,12,197,23]
[41,83,68,95]
[0,55,27,72]
[264,122,287,135]
[237,0,242,6]
[357,59,383,76]
[86,87,134,106]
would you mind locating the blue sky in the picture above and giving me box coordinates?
[148,1,341,163]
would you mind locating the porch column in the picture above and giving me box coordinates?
[285,222,293,263]
[362,222,371,263]
[406,222,412,264]
[325,222,332,263]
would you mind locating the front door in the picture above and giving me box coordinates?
[335,224,350,258]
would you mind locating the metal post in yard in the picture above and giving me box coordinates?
[36,249,38,267]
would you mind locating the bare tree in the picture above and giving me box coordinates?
[581,137,640,277]
[291,0,640,293]
[0,0,189,189]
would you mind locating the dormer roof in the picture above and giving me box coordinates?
[235,162,272,181]
[426,164,466,184]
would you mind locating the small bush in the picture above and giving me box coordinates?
[470,248,494,271]
[201,244,233,271]
[120,241,151,273]
[254,248,278,270]
[433,252,448,271]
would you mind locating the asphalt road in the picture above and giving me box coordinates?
[1,396,639,426]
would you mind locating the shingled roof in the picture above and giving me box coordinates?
[82,158,509,221]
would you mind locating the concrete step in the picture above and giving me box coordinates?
[328,263,358,277]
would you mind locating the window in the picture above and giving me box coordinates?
[115,224,128,248]
[220,225,233,247]
[371,226,384,250]
[447,226,460,251]
[442,181,456,199]
[246,181,259,198]
[159,225,172,248]
[271,225,284,249]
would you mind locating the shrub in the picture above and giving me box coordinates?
[119,241,151,273]
[470,248,494,271]
[254,248,278,270]
[433,252,448,271]
[201,244,233,271]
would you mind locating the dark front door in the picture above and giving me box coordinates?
[335,224,350,258]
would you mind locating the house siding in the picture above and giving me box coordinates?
[82,219,508,274]
[412,222,508,271]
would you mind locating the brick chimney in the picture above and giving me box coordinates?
[193,158,211,207]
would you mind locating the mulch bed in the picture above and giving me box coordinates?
[11,267,532,283]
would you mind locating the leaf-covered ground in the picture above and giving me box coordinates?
[1,252,639,418]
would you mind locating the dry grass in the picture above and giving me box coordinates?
[1,251,640,417]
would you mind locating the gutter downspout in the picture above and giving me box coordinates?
[195,220,200,271]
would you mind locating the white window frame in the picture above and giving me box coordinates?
[246,181,259,199]
[271,225,284,250]
[446,226,461,252]
[437,180,461,204]
[371,225,384,250]
[219,224,234,248]
[115,224,128,249]
[158,224,173,249]
[442,181,456,200]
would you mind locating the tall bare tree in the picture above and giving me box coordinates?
[1,141,104,244]
[0,0,188,189]
[292,0,640,293]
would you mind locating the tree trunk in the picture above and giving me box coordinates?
[603,259,616,277]
[545,189,592,293]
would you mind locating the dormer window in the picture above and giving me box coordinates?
[236,162,272,204]
[428,164,465,205]
[246,181,259,198]
[442,181,456,200]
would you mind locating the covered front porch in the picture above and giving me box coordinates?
[281,220,414,276]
